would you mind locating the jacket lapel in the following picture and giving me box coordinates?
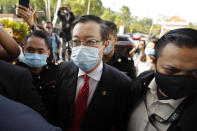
[86,63,112,111]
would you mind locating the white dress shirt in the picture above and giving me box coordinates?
[76,61,103,105]
[127,78,185,131]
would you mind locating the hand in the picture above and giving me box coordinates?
[29,5,38,25]
[16,5,36,28]
[59,7,66,11]
[56,49,60,54]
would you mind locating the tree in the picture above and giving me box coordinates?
[62,0,104,17]
[115,6,132,33]
[139,17,152,26]
[187,22,197,30]
[151,24,161,36]
[0,0,17,13]
[101,9,117,21]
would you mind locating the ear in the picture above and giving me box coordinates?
[103,40,110,53]
[47,49,51,58]
[114,37,118,45]
[151,56,156,72]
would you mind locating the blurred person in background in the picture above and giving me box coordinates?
[130,40,146,67]
[128,28,197,131]
[134,39,156,76]
[58,4,75,61]
[17,30,59,124]
[103,20,136,79]
[45,21,62,62]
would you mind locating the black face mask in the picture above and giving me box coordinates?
[155,71,197,100]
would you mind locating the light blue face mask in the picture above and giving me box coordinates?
[24,53,47,68]
[71,46,101,72]
[145,48,155,56]
[104,41,112,55]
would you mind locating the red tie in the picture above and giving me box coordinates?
[69,74,89,131]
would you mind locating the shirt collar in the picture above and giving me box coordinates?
[78,61,103,81]
[148,78,185,109]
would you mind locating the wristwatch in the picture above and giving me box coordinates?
[31,24,37,31]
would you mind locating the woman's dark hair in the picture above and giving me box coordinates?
[155,28,197,59]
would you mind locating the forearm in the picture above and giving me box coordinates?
[0,27,20,61]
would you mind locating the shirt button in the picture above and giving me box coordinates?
[52,85,55,88]
[38,76,40,79]
[40,86,42,89]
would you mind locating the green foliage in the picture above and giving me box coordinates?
[130,17,161,35]
[114,6,132,33]
[101,9,117,22]
[151,24,161,36]
[62,0,104,17]
[0,19,30,45]
[0,0,162,35]
[0,0,17,13]
[187,22,197,30]
[139,17,152,26]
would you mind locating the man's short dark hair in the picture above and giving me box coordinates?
[104,20,117,37]
[71,15,109,43]
[24,30,50,49]
[155,28,197,59]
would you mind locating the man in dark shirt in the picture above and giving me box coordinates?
[103,20,136,79]
[58,4,75,60]
[17,30,58,124]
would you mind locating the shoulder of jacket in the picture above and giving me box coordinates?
[131,70,155,98]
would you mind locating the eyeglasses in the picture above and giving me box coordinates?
[71,39,103,47]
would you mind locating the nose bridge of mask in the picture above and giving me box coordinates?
[25,53,46,59]
[145,48,155,56]
[73,45,102,56]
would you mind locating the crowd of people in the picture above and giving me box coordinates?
[0,3,197,131]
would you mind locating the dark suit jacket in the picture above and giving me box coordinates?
[130,70,197,131]
[0,60,46,118]
[56,62,132,131]
[0,94,61,131]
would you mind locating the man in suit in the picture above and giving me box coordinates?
[56,15,132,131]
[0,94,61,131]
[0,59,46,118]
[128,28,197,131]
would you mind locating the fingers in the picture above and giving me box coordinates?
[16,8,30,19]
[18,5,28,11]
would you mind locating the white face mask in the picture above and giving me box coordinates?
[46,28,53,34]
[71,46,101,72]
[145,48,155,56]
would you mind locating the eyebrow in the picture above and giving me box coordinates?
[163,65,197,72]
[72,35,98,39]
[27,47,44,50]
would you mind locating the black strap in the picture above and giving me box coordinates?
[143,91,192,130]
